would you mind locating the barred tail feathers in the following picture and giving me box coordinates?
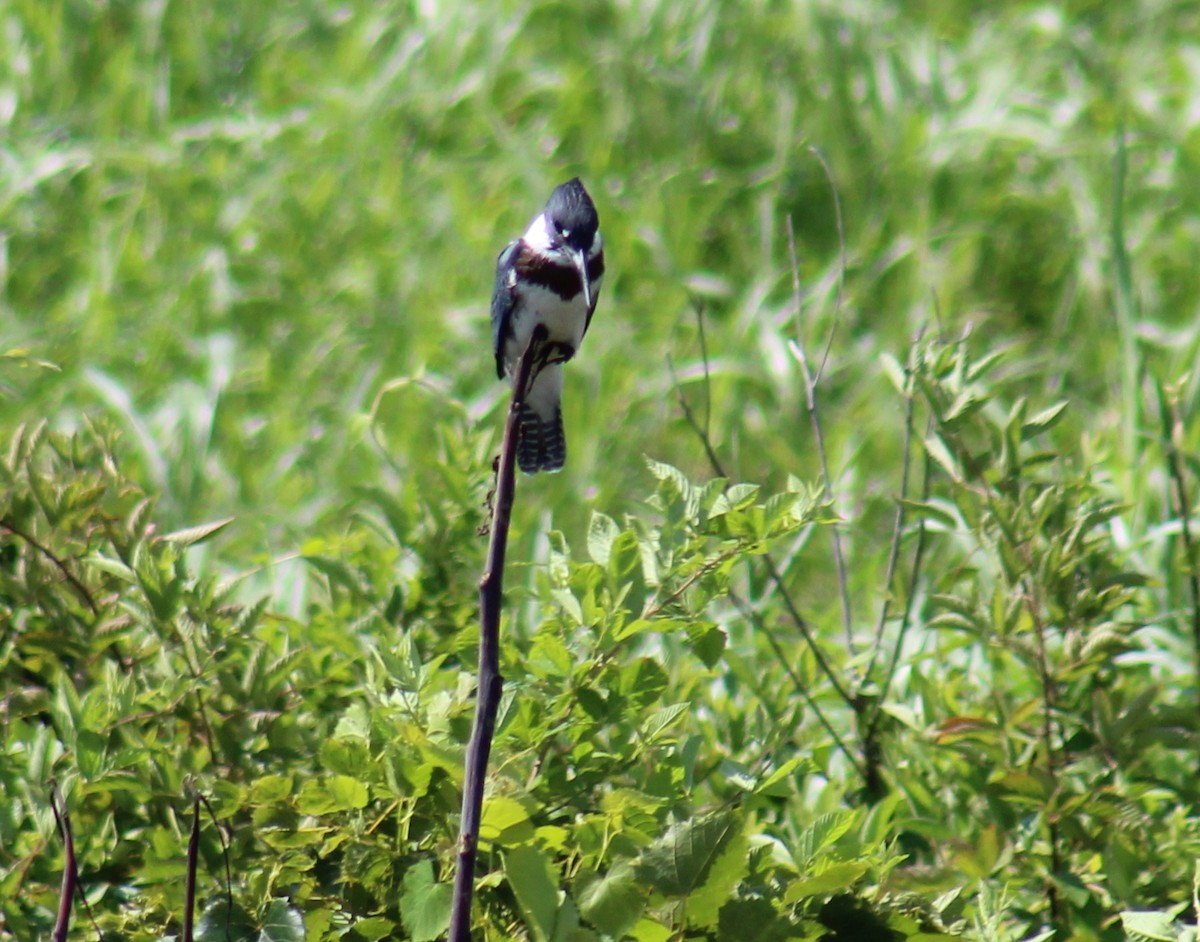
[516,365,566,473]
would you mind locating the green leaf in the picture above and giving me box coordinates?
[754,756,812,798]
[258,900,305,942]
[685,821,749,928]
[251,774,294,804]
[944,389,987,425]
[685,620,726,668]
[1120,910,1180,942]
[617,657,670,709]
[505,844,565,942]
[965,349,1006,382]
[896,497,960,529]
[587,512,620,566]
[481,795,536,846]
[609,529,643,593]
[164,516,235,547]
[644,457,692,494]
[329,774,370,809]
[716,896,781,941]
[352,917,395,941]
[76,729,109,778]
[196,899,257,942]
[878,351,907,393]
[636,810,743,898]
[1020,400,1069,438]
[400,860,453,942]
[785,860,871,901]
[614,616,683,641]
[627,920,673,942]
[576,861,644,937]
[295,774,368,814]
[923,434,962,482]
[795,810,862,866]
[640,703,690,743]
[303,554,369,596]
[712,483,760,516]
[85,555,137,582]
[333,702,372,741]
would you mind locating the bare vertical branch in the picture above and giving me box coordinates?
[666,302,725,478]
[857,336,932,798]
[48,782,104,942]
[49,783,77,942]
[804,144,847,385]
[669,339,854,709]
[786,215,853,653]
[669,202,869,777]
[862,330,926,688]
[184,795,201,942]
[1023,578,1065,928]
[695,301,714,441]
[196,791,234,942]
[865,448,932,744]
[1160,383,1200,734]
[448,324,547,942]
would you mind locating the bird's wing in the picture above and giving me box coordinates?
[491,240,520,379]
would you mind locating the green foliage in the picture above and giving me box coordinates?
[892,339,1185,936]
[0,421,923,939]
[5,0,1200,940]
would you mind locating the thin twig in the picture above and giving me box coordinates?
[695,301,713,439]
[641,546,741,620]
[671,282,866,777]
[728,591,867,781]
[1022,576,1064,928]
[857,339,929,797]
[760,554,855,706]
[1,518,98,613]
[666,301,725,478]
[1162,388,1200,736]
[196,792,234,942]
[805,145,846,384]
[669,354,727,479]
[189,689,221,770]
[1110,123,1141,476]
[866,446,931,742]
[671,305,853,709]
[862,329,925,686]
[448,324,547,942]
[49,783,77,942]
[786,215,853,653]
[668,310,860,771]
[185,796,201,942]
[48,783,104,942]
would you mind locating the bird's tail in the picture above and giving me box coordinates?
[517,403,566,473]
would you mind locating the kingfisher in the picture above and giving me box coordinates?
[491,177,605,473]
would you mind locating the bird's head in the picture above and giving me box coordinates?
[524,177,602,308]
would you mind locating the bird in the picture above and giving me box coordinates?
[491,177,605,473]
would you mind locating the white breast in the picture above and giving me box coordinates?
[512,282,589,347]
[502,274,599,371]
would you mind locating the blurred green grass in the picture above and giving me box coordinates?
[3,0,1199,572]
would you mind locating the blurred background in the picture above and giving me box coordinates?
[2,0,1198,584]
[6,3,1200,937]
